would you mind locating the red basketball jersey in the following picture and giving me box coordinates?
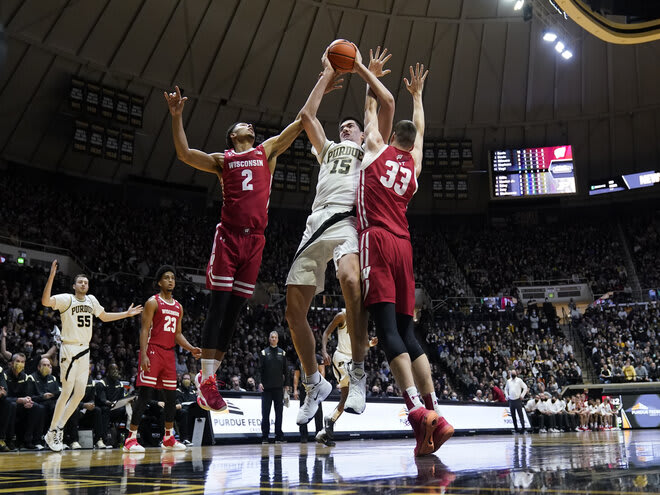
[357,145,418,239]
[148,295,182,349]
[221,144,272,232]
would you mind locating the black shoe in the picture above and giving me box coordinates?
[300,436,308,443]
[261,439,270,444]
[0,442,9,453]
[22,443,37,451]
[275,438,285,444]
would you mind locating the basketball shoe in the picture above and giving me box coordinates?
[161,435,186,451]
[195,372,227,412]
[408,406,439,457]
[422,393,454,451]
[45,428,63,452]
[296,376,332,425]
[123,437,145,453]
[344,363,366,415]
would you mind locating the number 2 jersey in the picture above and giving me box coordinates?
[357,145,418,239]
[53,294,104,345]
[312,140,364,212]
[221,144,272,232]
[147,295,182,349]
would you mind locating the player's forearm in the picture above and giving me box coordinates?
[411,93,425,137]
[356,63,394,110]
[175,333,195,353]
[139,327,150,356]
[269,118,303,158]
[300,69,334,123]
[100,311,130,322]
[171,113,193,160]
[41,276,55,307]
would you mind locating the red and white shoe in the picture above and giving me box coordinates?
[432,416,454,452]
[161,435,186,451]
[408,407,439,457]
[123,436,145,453]
[196,373,227,412]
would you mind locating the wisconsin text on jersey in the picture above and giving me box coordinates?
[327,145,364,161]
[227,159,263,169]
[160,308,179,317]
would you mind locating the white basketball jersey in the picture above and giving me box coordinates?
[311,139,364,213]
[336,309,352,355]
[53,293,104,345]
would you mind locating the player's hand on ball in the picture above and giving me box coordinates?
[322,73,344,95]
[349,44,362,73]
[368,46,392,78]
[163,85,188,116]
[141,355,150,372]
[191,347,202,359]
[126,304,144,317]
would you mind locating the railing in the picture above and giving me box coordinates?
[513,277,588,287]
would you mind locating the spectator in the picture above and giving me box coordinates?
[95,363,128,448]
[26,357,60,439]
[258,331,287,444]
[63,370,104,449]
[6,353,44,449]
[0,362,15,451]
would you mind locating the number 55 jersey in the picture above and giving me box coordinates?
[137,294,182,390]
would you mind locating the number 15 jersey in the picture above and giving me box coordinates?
[148,295,181,349]
[357,145,418,239]
[312,140,364,213]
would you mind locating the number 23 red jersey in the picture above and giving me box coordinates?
[357,145,418,239]
[148,295,182,349]
[221,144,272,232]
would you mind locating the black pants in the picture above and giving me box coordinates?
[15,401,45,445]
[176,403,210,442]
[99,405,127,444]
[509,399,525,432]
[65,406,104,443]
[0,398,16,441]
[299,387,323,437]
[540,413,556,429]
[261,388,284,440]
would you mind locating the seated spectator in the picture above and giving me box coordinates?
[26,357,60,440]
[0,362,16,451]
[6,353,45,449]
[95,363,129,448]
[622,359,636,381]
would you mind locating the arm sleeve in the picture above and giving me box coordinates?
[88,295,105,317]
[53,294,72,312]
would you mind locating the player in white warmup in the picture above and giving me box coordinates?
[41,260,143,452]
[286,46,394,426]
[316,309,377,445]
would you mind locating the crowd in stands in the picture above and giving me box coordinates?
[574,302,660,384]
[626,214,660,294]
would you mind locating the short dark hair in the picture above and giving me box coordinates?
[225,122,240,149]
[73,274,88,284]
[155,265,176,284]
[391,120,416,150]
[338,117,363,133]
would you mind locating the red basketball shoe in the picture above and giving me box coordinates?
[432,417,454,452]
[408,407,439,457]
[196,374,227,412]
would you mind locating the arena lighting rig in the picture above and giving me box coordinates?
[504,0,576,60]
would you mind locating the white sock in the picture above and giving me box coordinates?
[128,430,137,440]
[352,361,364,370]
[406,386,424,409]
[303,371,321,386]
[201,359,215,380]
[213,359,222,373]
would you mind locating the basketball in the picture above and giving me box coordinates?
[327,39,357,72]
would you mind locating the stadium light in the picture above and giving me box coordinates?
[543,31,558,42]
[514,0,524,10]
[554,41,565,53]
[561,50,573,59]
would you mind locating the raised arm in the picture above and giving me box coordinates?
[99,303,143,323]
[41,260,58,309]
[367,47,395,143]
[164,86,224,175]
[321,312,346,366]
[261,117,304,173]
[0,327,11,362]
[404,64,429,178]
[353,50,394,154]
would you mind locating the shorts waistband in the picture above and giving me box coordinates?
[219,222,265,235]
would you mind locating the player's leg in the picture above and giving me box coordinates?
[46,346,76,451]
[124,386,153,452]
[161,387,185,450]
[57,355,89,431]
[286,284,318,375]
[213,294,248,365]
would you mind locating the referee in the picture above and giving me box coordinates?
[505,370,529,433]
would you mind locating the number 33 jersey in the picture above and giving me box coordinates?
[222,144,271,232]
[148,295,182,349]
[53,294,104,345]
[357,145,418,239]
[312,140,364,213]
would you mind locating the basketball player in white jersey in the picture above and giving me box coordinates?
[316,309,377,445]
[286,47,394,425]
[41,260,143,452]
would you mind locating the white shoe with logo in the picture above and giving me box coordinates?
[296,376,332,425]
[45,429,63,452]
[344,363,367,415]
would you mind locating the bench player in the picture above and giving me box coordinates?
[41,260,143,452]
[164,86,302,412]
[123,265,201,452]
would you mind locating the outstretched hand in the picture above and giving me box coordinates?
[126,303,144,317]
[163,86,188,116]
[368,46,392,78]
[404,63,428,96]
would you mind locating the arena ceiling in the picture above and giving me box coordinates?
[1,0,660,200]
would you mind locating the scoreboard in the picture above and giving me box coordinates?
[490,145,577,198]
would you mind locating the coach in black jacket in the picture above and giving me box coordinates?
[259,331,288,443]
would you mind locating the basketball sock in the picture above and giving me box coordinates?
[303,371,321,386]
[128,429,138,440]
[164,428,173,438]
[404,386,423,410]
[422,392,444,418]
[213,359,222,373]
[201,359,215,380]
[351,361,364,371]
[331,407,342,423]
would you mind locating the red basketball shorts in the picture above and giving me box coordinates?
[359,227,415,316]
[205,223,266,298]
[136,344,177,390]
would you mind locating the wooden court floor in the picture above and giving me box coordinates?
[0,430,658,494]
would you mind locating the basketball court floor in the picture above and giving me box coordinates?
[1,430,658,493]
